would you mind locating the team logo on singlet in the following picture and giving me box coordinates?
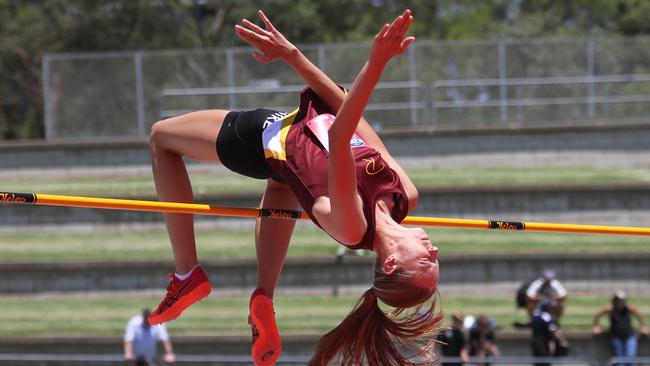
[262,111,289,130]
[350,135,365,148]
[263,109,299,161]
[363,157,385,176]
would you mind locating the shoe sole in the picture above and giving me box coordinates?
[149,282,212,325]
[250,296,281,366]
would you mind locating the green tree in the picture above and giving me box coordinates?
[618,0,650,35]
[1,0,649,139]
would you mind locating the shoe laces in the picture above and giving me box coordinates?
[153,275,179,314]
[165,273,179,293]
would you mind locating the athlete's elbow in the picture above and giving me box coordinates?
[406,187,419,213]
[337,225,365,246]
[409,196,419,213]
[329,214,366,245]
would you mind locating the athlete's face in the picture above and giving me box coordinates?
[389,228,439,289]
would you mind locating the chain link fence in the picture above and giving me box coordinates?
[8,36,647,228]
[43,37,650,139]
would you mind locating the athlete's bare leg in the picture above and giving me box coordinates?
[254,179,300,297]
[150,110,228,274]
[248,179,298,365]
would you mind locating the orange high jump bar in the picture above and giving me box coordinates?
[2,191,650,236]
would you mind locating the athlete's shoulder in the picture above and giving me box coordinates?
[297,86,340,118]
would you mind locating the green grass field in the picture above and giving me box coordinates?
[1,294,648,337]
[0,227,648,262]
[2,165,649,197]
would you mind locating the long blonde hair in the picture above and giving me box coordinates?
[309,264,442,366]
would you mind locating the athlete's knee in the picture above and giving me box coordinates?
[150,119,172,152]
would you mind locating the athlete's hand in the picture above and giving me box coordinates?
[369,9,415,68]
[235,10,297,64]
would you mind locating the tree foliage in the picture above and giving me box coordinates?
[1,0,649,139]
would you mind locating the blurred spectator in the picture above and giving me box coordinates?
[593,290,649,366]
[469,315,500,365]
[531,300,569,366]
[526,269,567,322]
[514,278,534,328]
[437,313,469,366]
[124,308,175,366]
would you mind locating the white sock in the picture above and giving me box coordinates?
[175,265,198,281]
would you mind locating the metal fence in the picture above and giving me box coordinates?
[42,37,650,139]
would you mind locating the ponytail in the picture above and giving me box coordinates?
[309,287,442,366]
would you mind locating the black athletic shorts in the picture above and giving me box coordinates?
[216,108,286,181]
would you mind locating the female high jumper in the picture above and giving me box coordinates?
[147,9,441,366]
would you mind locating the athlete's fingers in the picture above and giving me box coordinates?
[242,18,269,37]
[395,10,412,35]
[395,16,413,43]
[375,23,389,40]
[252,51,271,64]
[234,25,254,44]
[258,10,277,33]
[400,36,415,53]
[397,13,413,38]
[235,25,267,45]
[384,18,397,39]
[235,24,257,38]
[399,9,412,28]
[387,15,404,39]
[388,12,402,30]
[234,26,256,46]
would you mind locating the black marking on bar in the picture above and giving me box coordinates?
[260,208,302,220]
[0,192,36,204]
[488,220,526,230]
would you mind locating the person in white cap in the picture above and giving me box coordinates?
[593,291,649,366]
[525,269,568,322]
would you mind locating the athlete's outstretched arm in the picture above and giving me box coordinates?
[330,12,415,149]
[324,12,415,241]
[235,10,419,212]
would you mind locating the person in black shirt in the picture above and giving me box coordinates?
[593,291,649,366]
[531,300,569,366]
[437,313,469,366]
[469,315,500,366]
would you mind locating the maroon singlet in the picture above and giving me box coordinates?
[262,87,408,250]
